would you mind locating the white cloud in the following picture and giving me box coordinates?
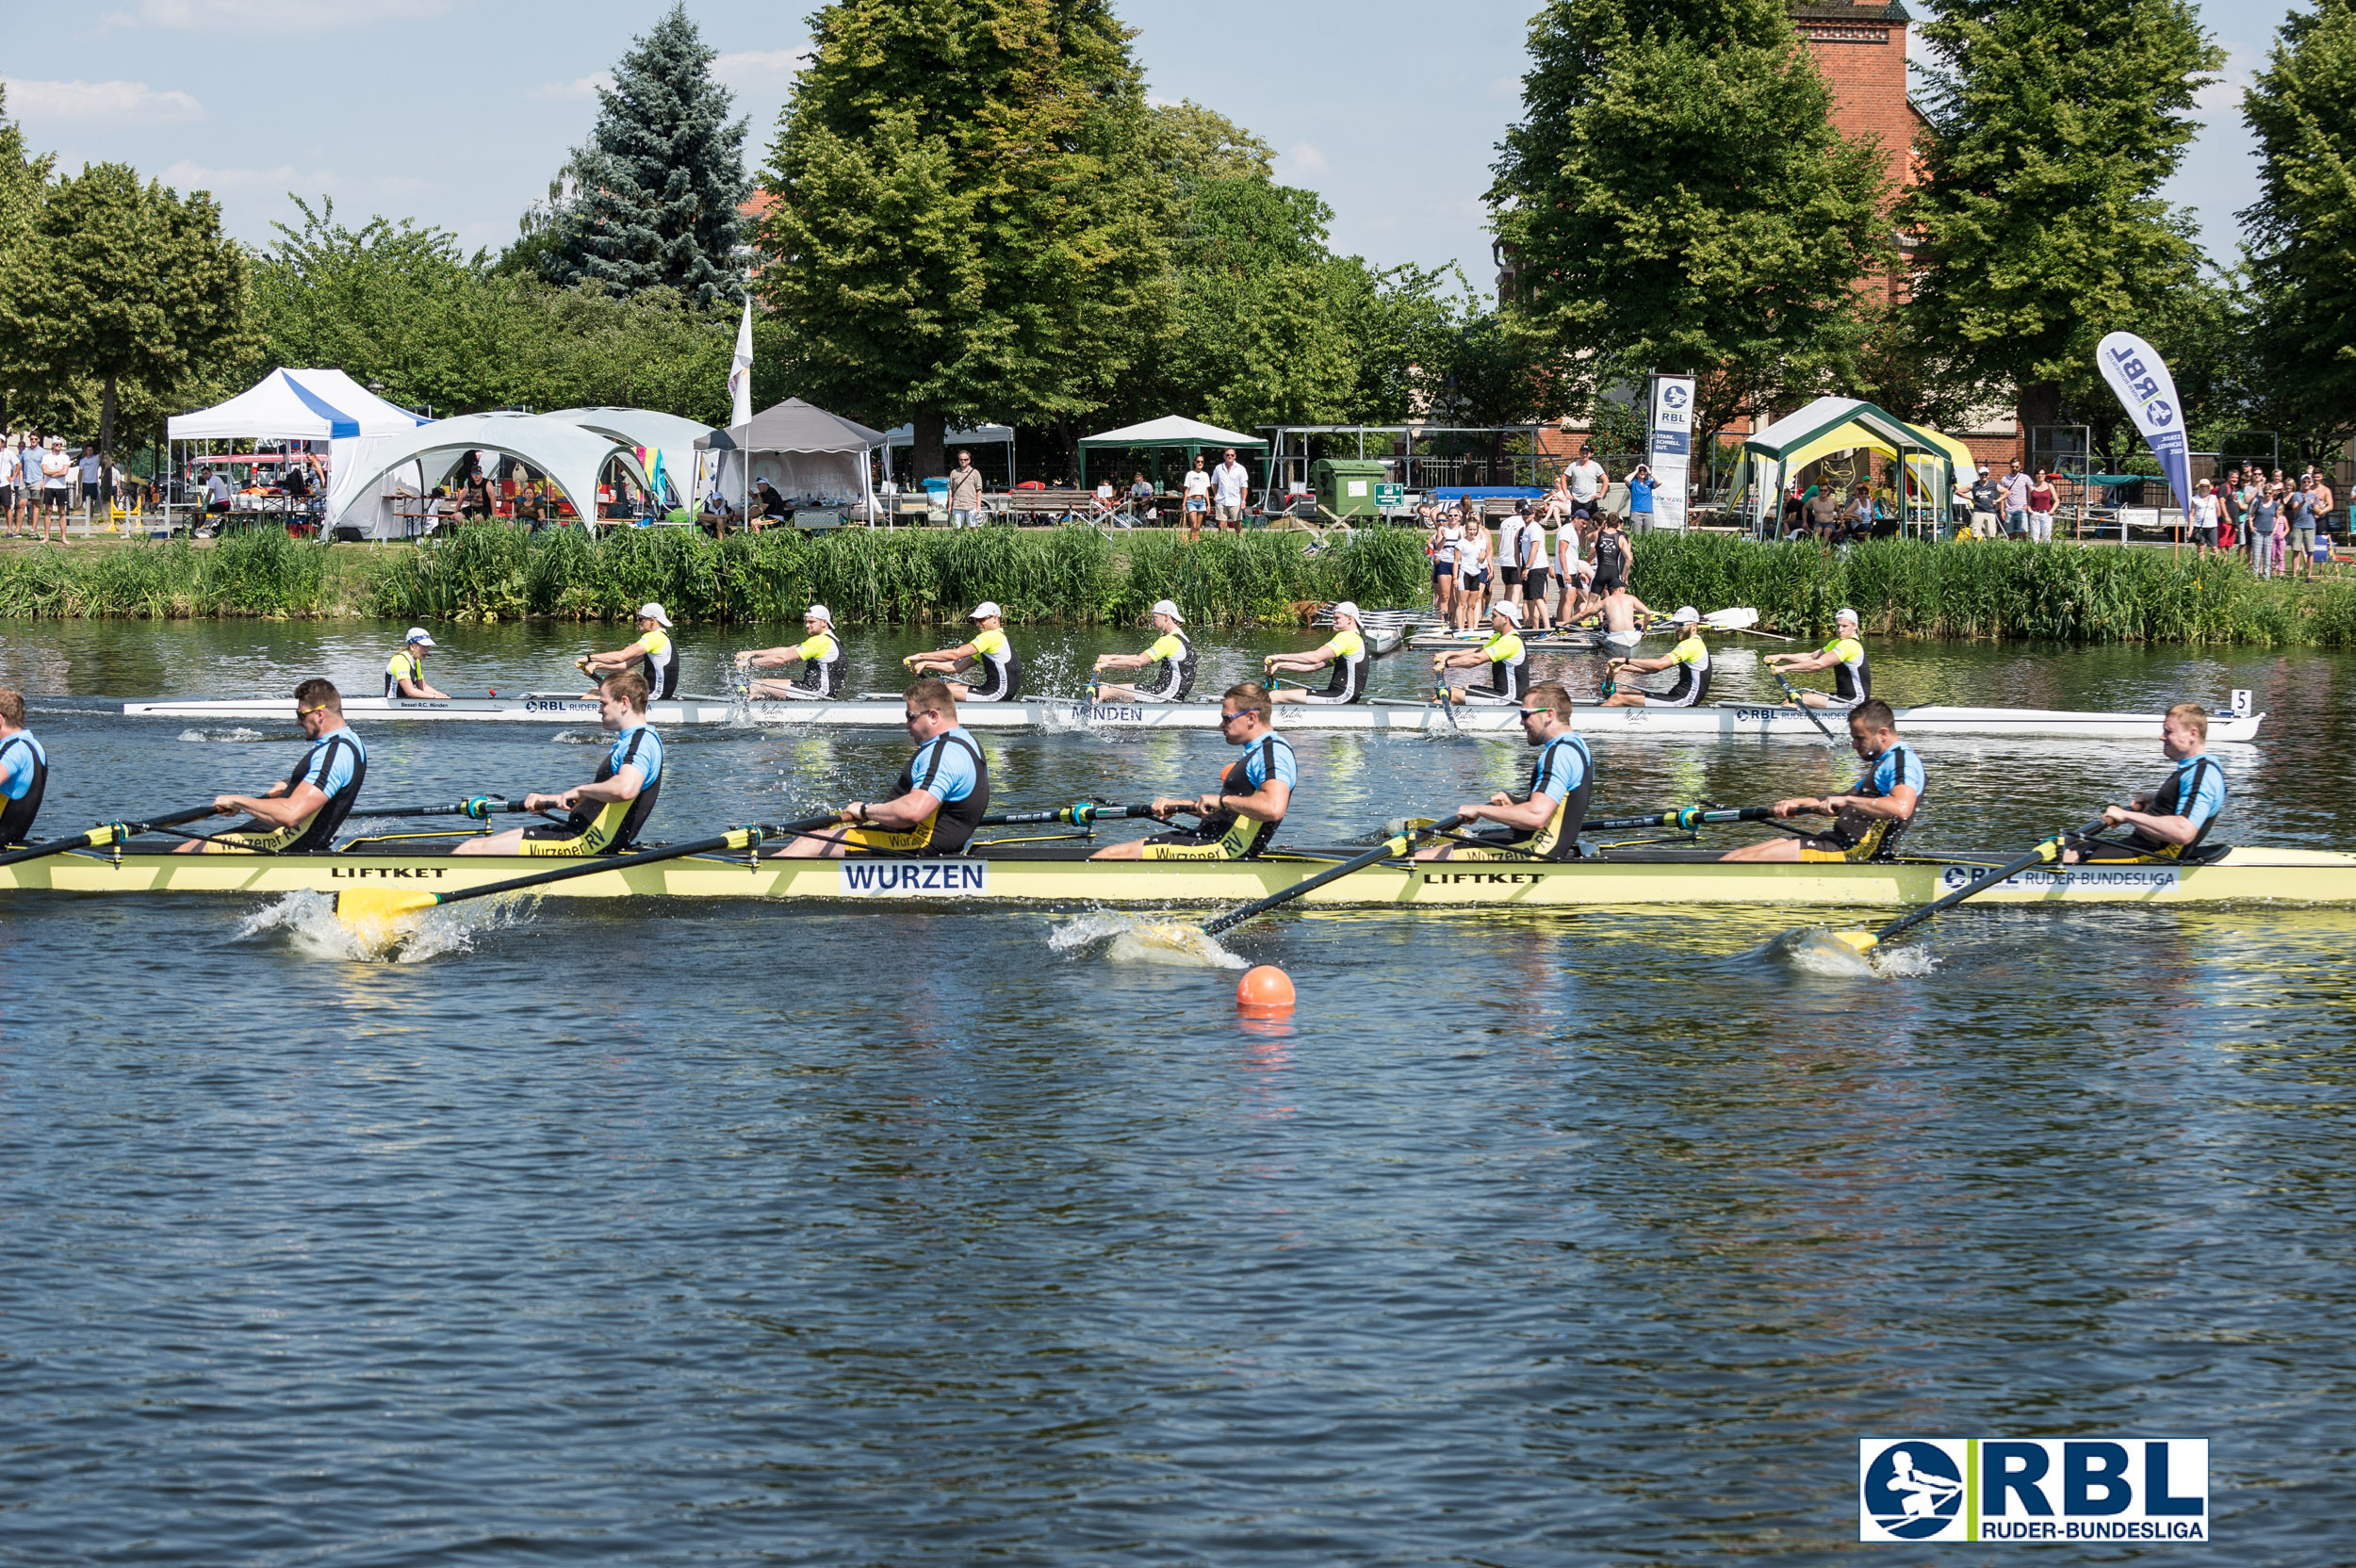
[713,48,809,85]
[111,0,450,26]
[2194,44,2258,116]
[159,159,337,193]
[531,72,612,102]
[1488,74,1521,101]
[3,77,205,125]
[1284,140,1330,175]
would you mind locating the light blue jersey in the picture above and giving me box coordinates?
[908,726,980,804]
[0,729,44,800]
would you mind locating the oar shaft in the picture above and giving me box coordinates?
[0,805,220,869]
[1868,817,2110,944]
[1203,813,1464,937]
[977,803,1158,827]
[1581,806,1776,832]
[348,796,529,821]
[1772,669,1841,743]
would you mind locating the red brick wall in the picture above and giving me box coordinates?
[1795,9,1915,206]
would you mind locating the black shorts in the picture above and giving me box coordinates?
[1591,574,1625,596]
[1500,566,1524,587]
[1525,568,1549,598]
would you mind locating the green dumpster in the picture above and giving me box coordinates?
[1311,459,1393,519]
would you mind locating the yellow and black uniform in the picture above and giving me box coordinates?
[206,730,368,854]
[1141,733,1298,860]
[963,627,1022,703]
[839,727,990,855]
[384,648,427,698]
[0,729,48,845]
[1452,734,1594,861]
[522,725,663,856]
[1816,634,1869,709]
[1795,744,1923,862]
[2070,755,2230,862]
[773,629,846,700]
[638,628,679,700]
[1299,628,1368,705]
[1462,629,1530,706]
[1652,634,1712,707]
[1137,628,1197,702]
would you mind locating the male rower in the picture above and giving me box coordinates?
[457,671,662,857]
[1415,681,1591,861]
[1092,681,1293,859]
[1769,606,1869,710]
[177,678,367,854]
[1719,697,1922,862]
[1090,597,1196,703]
[384,627,450,700]
[908,600,1022,703]
[1594,581,1654,653]
[2063,702,2227,862]
[581,601,679,701]
[1434,599,1530,706]
[737,603,846,700]
[1602,606,1710,707]
[0,686,47,845]
[1266,600,1368,705]
[778,678,989,858]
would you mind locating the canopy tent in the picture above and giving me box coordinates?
[695,398,886,520]
[546,407,717,513]
[1731,397,1972,534]
[1076,416,1267,487]
[881,421,1015,485]
[326,412,648,540]
[167,368,429,526]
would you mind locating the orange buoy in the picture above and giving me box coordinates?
[1236,964,1296,1012]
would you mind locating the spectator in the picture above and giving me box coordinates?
[11,433,37,535]
[1212,447,1251,533]
[2026,469,2057,544]
[2219,467,2246,548]
[40,437,73,542]
[2189,479,2218,551]
[1804,484,1840,536]
[1840,482,1874,542]
[1566,444,1608,518]
[2314,471,2338,567]
[2248,482,2280,579]
[2288,475,2321,580]
[1541,468,1574,524]
[2001,460,2032,538]
[1627,462,1656,533]
[458,459,495,521]
[944,449,984,530]
[1092,476,1117,515]
[1127,471,1153,525]
[1180,454,1211,543]
[754,478,788,522]
[0,434,19,538]
[1968,466,2002,539]
[78,446,103,521]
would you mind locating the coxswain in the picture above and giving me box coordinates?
[1266,600,1369,705]
[455,671,663,857]
[738,604,846,701]
[1092,682,1294,860]
[1414,682,1592,861]
[1090,598,1197,703]
[778,678,989,858]
[581,602,679,701]
[907,600,1022,703]
[0,686,47,846]
[175,678,366,854]
[1601,606,1710,707]
[2063,702,2227,863]
[1719,697,1922,862]
[1434,599,1530,706]
[1768,606,1869,710]
[384,627,450,700]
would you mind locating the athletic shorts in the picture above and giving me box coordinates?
[753,681,831,701]
[1591,575,1625,596]
[1458,567,1489,589]
[1432,561,1450,581]
[1525,568,1548,599]
[1500,566,1524,588]
[1215,502,1243,522]
[1298,687,1358,706]
[1458,687,1519,706]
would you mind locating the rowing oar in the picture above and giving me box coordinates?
[1432,657,1462,734]
[1202,814,1464,938]
[335,813,844,943]
[345,795,532,821]
[1771,667,1841,746]
[0,804,221,870]
[1828,817,2110,956]
[975,802,1159,828]
[1582,805,1778,833]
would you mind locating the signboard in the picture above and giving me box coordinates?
[2096,333,2191,514]
[1647,374,1695,531]
[1373,483,1405,506]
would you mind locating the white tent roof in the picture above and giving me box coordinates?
[881,421,1015,447]
[545,406,717,456]
[1079,415,1265,449]
[326,412,648,533]
[169,368,427,442]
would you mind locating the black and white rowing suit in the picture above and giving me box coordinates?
[962,628,1022,703]
[1815,633,1869,710]
[0,729,48,845]
[1460,629,1530,705]
[1648,633,1712,707]
[1590,528,1629,595]
[636,628,680,700]
[1299,627,1368,705]
[770,629,846,700]
[1137,628,1197,702]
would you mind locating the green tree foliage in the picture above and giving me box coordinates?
[2241,0,2356,449]
[0,88,53,430]
[545,4,750,305]
[1490,0,1890,443]
[1902,0,2222,438]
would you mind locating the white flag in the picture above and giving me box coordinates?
[2096,332,2190,514]
[728,296,754,429]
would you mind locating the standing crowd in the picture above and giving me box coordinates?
[2192,466,2339,579]
[1,433,123,542]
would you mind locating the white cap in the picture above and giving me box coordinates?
[805,603,832,624]
[970,601,1002,620]
[637,602,673,627]
[1835,606,1860,624]
[1492,599,1522,624]
[1672,605,1701,625]
[1330,600,1360,623]
[403,627,434,646]
[1151,597,1184,622]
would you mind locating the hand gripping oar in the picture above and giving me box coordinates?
[1829,817,2110,955]
[1432,657,1462,734]
[1771,667,1841,746]
[1202,814,1464,938]
[0,805,221,870]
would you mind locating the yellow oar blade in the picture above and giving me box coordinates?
[1829,930,1879,955]
[335,887,438,948]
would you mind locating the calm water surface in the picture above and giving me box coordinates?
[2,619,2352,1565]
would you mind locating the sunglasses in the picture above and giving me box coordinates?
[1218,709,1250,727]
[296,702,334,717]
[903,710,925,724]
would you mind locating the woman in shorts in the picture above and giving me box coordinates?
[1430,507,1460,624]
[1453,510,1492,630]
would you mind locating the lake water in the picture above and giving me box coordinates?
[2,618,2351,1565]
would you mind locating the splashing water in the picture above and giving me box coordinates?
[235,890,535,964]
[178,727,274,743]
[1047,910,1247,969]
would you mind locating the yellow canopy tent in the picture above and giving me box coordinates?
[1730,397,1974,535]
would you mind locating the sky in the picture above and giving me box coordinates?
[0,0,2298,290]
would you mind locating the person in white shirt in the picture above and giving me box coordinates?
[39,438,74,542]
[1093,478,1116,514]
[0,434,20,537]
[1211,448,1251,532]
[1181,455,1211,543]
[2001,461,2032,537]
[1566,446,1609,517]
[1554,515,1594,625]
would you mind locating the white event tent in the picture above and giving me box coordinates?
[1076,415,1266,487]
[326,413,649,539]
[545,407,717,511]
[167,368,428,524]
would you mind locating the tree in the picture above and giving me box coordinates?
[1489,0,1890,444]
[756,0,1171,480]
[547,4,750,306]
[2241,0,2356,449]
[1902,0,2222,442]
[0,89,52,431]
[0,163,248,498]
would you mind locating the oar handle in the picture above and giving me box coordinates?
[1771,668,1841,743]
[1580,805,1777,833]
[348,795,530,821]
[0,804,221,869]
[1202,813,1464,937]
[1868,817,2111,944]
[428,813,845,909]
[977,802,1159,827]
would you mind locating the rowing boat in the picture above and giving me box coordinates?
[3,841,2342,906]
[116,693,2266,741]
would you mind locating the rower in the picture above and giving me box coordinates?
[1415,681,1592,861]
[1768,606,1869,710]
[176,678,367,854]
[457,671,663,857]
[1092,681,1294,860]
[1266,600,1368,705]
[1434,599,1530,707]
[581,601,679,701]
[778,678,989,858]
[384,627,449,700]
[0,686,48,846]
[907,600,1022,703]
[1594,581,1652,654]
[1601,606,1710,707]
[2064,702,2227,863]
[1719,697,1922,862]
[1090,597,1196,703]
[737,604,846,701]
[1583,513,1632,629]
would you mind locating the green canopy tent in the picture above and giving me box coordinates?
[1729,396,1974,536]
[1077,415,1268,491]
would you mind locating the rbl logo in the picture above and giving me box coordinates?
[1859,1438,2207,1544]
